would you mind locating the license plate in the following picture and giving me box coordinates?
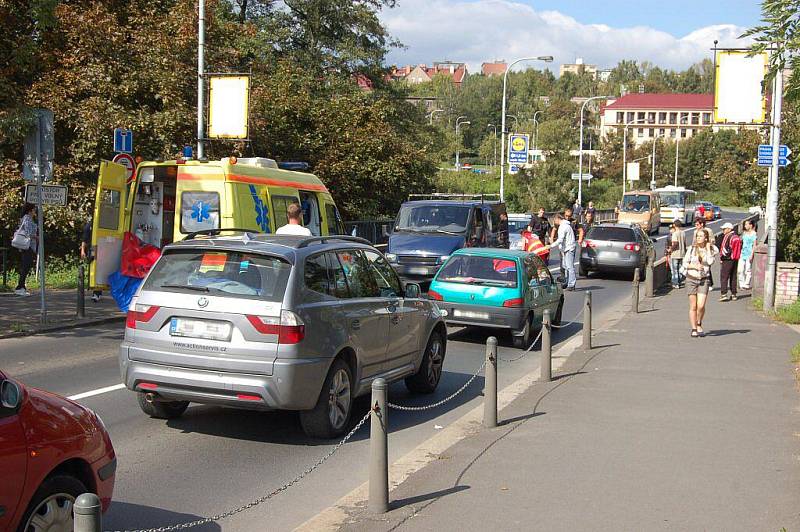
[452,309,489,320]
[408,267,429,275]
[170,318,232,341]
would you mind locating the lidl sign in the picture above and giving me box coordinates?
[508,134,529,165]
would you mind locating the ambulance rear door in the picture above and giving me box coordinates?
[90,161,127,288]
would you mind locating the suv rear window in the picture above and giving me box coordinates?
[586,227,636,242]
[437,255,518,288]
[143,249,291,301]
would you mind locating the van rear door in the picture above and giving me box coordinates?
[90,161,127,288]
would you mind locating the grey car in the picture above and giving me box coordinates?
[119,233,447,438]
[578,223,656,278]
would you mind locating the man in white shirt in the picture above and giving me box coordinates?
[546,213,577,290]
[276,203,312,236]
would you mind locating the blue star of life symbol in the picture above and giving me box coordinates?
[191,201,210,223]
[249,185,270,232]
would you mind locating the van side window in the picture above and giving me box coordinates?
[271,195,300,229]
[363,251,402,298]
[98,189,121,230]
[180,192,220,233]
[337,250,380,298]
[325,203,346,235]
[299,192,322,236]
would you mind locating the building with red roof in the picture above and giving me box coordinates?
[600,93,718,146]
[390,61,468,87]
[481,61,507,77]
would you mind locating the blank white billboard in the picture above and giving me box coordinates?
[714,51,768,124]
[208,76,250,139]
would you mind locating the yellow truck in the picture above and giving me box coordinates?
[90,156,344,289]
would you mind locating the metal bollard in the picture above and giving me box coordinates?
[73,492,102,532]
[369,378,389,514]
[541,310,552,382]
[632,268,640,314]
[77,263,86,318]
[582,291,592,351]
[645,259,654,298]
[483,336,498,428]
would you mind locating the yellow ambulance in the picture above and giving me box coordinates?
[90,156,345,289]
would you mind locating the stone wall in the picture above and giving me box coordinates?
[775,262,800,308]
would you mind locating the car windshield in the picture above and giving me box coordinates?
[586,227,636,242]
[659,193,685,208]
[621,194,651,213]
[507,219,529,233]
[395,205,470,233]
[436,255,518,287]
[143,249,291,301]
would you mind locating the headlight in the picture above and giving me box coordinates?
[385,253,397,263]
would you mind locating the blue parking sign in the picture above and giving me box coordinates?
[114,128,133,154]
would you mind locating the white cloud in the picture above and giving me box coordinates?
[380,0,753,73]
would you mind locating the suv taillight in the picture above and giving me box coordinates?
[125,305,160,329]
[246,310,305,344]
[624,243,641,252]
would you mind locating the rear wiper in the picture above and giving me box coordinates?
[160,283,209,292]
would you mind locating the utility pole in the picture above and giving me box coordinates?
[197,0,206,159]
[35,111,46,323]
[764,68,783,313]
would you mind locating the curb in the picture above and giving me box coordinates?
[0,315,125,340]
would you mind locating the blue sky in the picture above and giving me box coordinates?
[525,1,761,36]
[380,0,762,72]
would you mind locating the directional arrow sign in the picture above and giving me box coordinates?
[758,156,790,167]
[758,144,791,158]
[571,173,593,180]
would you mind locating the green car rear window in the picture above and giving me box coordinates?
[437,255,518,288]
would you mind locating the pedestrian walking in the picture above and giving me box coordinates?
[586,201,596,219]
[717,222,742,301]
[577,209,595,246]
[682,229,715,337]
[667,220,687,288]
[545,213,576,291]
[11,203,38,296]
[572,199,583,221]
[738,219,758,290]
[693,217,716,288]
[80,218,103,302]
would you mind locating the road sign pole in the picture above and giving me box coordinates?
[764,68,783,313]
[34,111,46,323]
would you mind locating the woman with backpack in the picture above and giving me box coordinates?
[682,229,715,338]
[11,203,38,296]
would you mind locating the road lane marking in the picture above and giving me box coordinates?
[68,383,125,401]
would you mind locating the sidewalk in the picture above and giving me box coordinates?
[336,289,800,530]
[0,289,124,337]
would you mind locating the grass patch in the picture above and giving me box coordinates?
[751,296,764,311]
[0,256,83,291]
[775,300,800,324]
[791,343,800,365]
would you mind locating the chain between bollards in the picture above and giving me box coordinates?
[582,290,592,351]
[77,263,86,318]
[541,309,552,382]
[632,268,640,314]
[483,336,498,428]
[73,492,102,532]
[369,378,389,514]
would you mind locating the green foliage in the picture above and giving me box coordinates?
[776,300,800,325]
[1,255,82,291]
[743,0,800,97]
[791,342,800,364]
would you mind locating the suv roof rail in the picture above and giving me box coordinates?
[407,193,501,203]
[296,235,373,248]
[183,228,261,240]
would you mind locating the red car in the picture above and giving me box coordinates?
[0,371,115,532]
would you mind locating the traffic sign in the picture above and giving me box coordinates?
[758,156,790,167]
[571,173,593,180]
[112,153,137,183]
[23,109,54,182]
[758,144,790,158]
[114,127,133,153]
[507,134,529,165]
[509,165,520,175]
[25,184,67,206]
[626,162,640,181]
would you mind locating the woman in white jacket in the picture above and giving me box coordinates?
[682,229,715,337]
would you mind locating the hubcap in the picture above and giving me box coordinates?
[426,338,444,384]
[327,369,351,429]
[25,493,75,532]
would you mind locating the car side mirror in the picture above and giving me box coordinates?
[405,283,422,299]
[0,380,22,411]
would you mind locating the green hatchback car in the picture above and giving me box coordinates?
[428,248,564,349]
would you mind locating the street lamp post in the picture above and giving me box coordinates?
[455,116,470,170]
[487,124,498,167]
[506,114,520,131]
[622,118,650,195]
[532,110,542,154]
[650,132,667,190]
[428,109,445,125]
[578,95,610,205]
[500,55,553,202]
[673,115,689,186]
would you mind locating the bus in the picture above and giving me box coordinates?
[654,186,696,225]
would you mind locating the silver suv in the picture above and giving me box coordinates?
[119,233,447,438]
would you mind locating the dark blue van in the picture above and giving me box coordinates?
[386,195,509,282]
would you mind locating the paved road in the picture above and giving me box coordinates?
[1,212,747,531]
